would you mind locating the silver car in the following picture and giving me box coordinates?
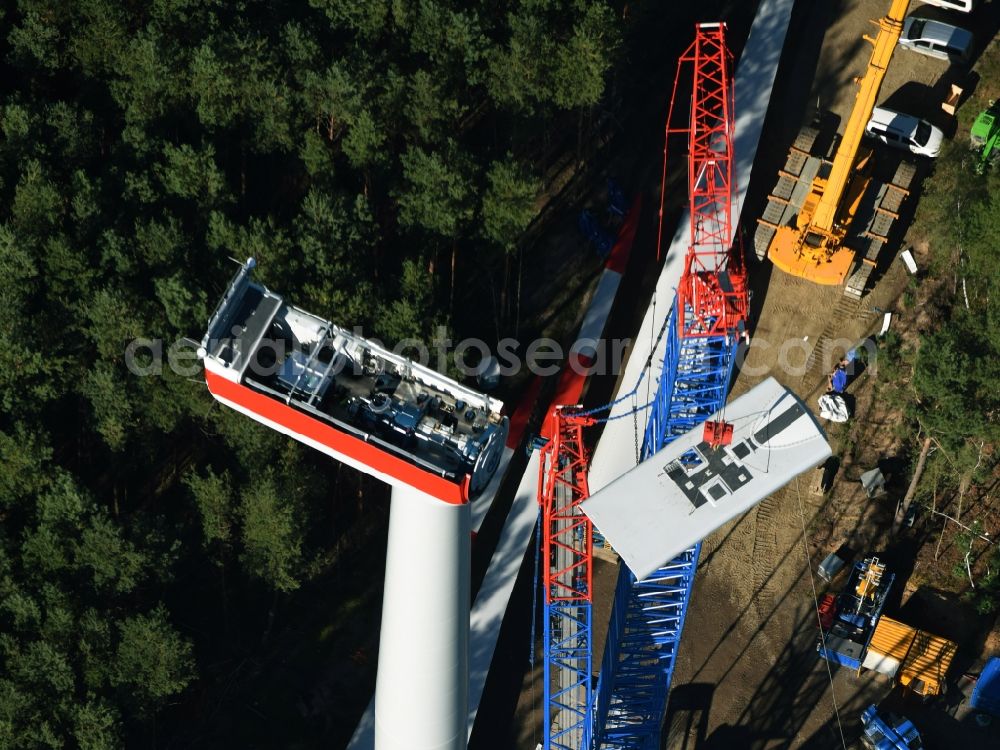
[899,17,973,63]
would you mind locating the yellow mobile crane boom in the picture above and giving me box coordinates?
[757,0,914,293]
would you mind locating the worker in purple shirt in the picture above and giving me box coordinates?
[828,357,850,393]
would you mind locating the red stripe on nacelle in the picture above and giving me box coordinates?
[205,370,469,504]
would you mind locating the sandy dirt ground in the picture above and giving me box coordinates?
[502,1,1000,749]
[666,1,1000,749]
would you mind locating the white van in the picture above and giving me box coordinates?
[916,0,975,11]
[865,107,944,157]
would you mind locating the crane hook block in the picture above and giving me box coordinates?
[702,420,734,448]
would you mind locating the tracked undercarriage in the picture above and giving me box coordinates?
[755,125,916,299]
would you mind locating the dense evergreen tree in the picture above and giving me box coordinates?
[903,142,1000,457]
[0,0,624,743]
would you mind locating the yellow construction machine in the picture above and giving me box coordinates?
[755,0,917,298]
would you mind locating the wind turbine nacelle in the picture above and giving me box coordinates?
[582,377,831,581]
[198,258,508,504]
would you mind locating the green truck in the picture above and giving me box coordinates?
[971,100,1000,173]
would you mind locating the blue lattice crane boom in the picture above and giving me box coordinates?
[537,23,746,750]
[593,23,748,749]
[535,21,831,750]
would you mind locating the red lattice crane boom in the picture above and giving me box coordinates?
[660,23,748,343]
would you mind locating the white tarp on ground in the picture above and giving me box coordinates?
[588,0,797,493]
[818,394,850,422]
[582,378,832,581]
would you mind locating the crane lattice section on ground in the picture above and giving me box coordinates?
[539,410,595,750]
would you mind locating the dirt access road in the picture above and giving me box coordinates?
[666,1,999,748]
